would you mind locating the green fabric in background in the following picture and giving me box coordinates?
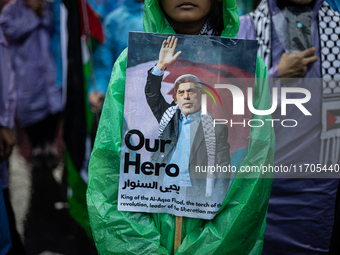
[87,0,275,254]
[66,149,92,239]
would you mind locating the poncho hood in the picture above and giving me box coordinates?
[143,0,240,37]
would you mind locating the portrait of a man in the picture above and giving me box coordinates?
[145,36,231,199]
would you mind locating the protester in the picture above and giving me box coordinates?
[88,0,122,21]
[87,0,275,254]
[237,0,340,254]
[0,16,26,253]
[0,0,63,169]
[0,22,14,166]
[88,0,143,113]
[0,20,13,255]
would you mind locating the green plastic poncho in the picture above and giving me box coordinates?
[87,0,275,254]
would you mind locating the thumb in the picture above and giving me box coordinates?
[173,51,182,60]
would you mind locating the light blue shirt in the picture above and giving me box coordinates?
[163,111,201,187]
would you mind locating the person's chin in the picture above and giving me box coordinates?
[171,11,204,23]
[181,109,191,116]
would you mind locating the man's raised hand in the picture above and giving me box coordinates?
[156,36,182,71]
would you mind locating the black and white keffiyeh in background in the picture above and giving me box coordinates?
[319,3,340,164]
[251,0,340,165]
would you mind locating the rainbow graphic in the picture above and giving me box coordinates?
[197,82,222,106]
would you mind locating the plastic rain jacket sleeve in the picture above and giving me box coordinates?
[87,0,275,254]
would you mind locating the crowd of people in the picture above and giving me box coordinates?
[0,0,143,253]
[0,0,340,254]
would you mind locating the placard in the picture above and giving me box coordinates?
[118,32,257,219]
